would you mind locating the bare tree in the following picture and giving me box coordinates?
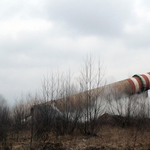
[32,71,78,138]
[12,93,38,142]
[0,95,11,148]
[53,71,82,135]
[106,89,150,128]
[77,54,105,135]
[32,55,105,137]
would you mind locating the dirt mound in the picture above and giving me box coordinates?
[98,113,116,125]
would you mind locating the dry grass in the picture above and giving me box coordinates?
[1,125,150,149]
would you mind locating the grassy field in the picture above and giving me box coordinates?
[1,125,150,150]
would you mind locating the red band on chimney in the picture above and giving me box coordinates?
[141,74,149,90]
[126,78,136,94]
[147,72,150,76]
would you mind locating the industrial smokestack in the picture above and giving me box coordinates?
[99,72,150,101]
[34,72,150,113]
[128,72,150,94]
[29,72,150,128]
[50,72,150,110]
[108,72,150,96]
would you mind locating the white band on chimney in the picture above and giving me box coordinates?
[139,75,146,91]
[144,73,150,88]
[130,77,140,93]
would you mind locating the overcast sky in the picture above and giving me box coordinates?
[1,0,150,105]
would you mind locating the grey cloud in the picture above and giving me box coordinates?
[124,32,150,49]
[1,0,150,105]
[0,1,27,20]
[139,0,150,9]
[45,0,134,37]
[0,30,83,70]
[123,19,150,49]
[0,0,45,20]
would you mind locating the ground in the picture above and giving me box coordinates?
[2,125,150,150]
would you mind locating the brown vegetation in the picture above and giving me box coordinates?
[2,120,150,150]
